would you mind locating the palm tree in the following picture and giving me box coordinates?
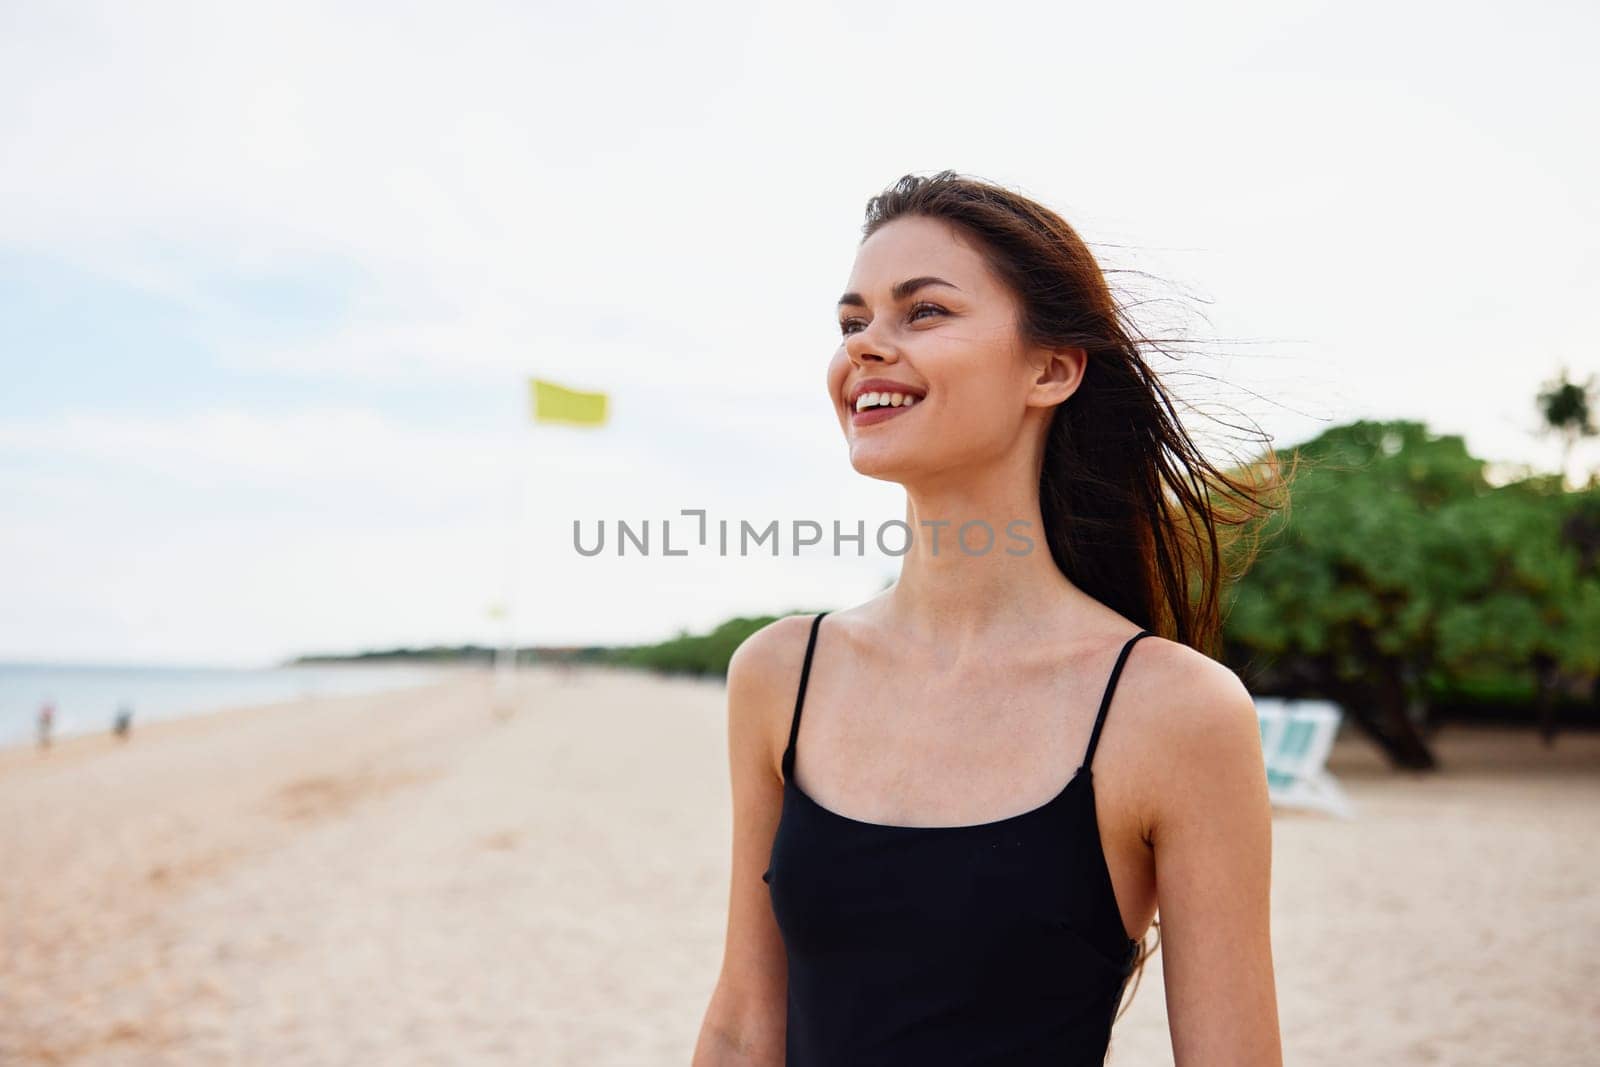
[1537,367,1599,489]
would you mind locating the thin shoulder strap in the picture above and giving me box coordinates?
[1080,629,1155,773]
[782,612,828,781]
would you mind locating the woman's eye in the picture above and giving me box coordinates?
[839,304,945,337]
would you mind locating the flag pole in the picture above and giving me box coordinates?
[504,414,522,712]
[511,406,532,697]
[493,381,526,717]
[520,376,608,704]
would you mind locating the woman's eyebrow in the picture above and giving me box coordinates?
[837,276,962,308]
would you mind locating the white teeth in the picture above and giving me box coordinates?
[854,391,921,412]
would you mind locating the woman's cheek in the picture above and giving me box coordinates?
[826,350,850,403]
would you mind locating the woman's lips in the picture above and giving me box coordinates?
[850,400,920,427]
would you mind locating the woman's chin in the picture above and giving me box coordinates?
[847,444,920,483]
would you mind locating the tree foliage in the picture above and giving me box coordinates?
[1225,420,1600,766]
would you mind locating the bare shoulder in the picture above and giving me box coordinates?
[726,612,826,777]
[1129,635,1257,743]
[1109,635,1266,832]
[727,612,823,704]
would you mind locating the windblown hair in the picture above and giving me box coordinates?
[860,170,1293,1017]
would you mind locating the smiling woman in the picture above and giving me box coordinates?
[694,171,1292,1067]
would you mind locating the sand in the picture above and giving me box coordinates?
[2,664,1596,1065]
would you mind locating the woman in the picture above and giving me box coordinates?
[694,172,1285,1065]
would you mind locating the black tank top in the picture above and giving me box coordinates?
[762,612,1155,1065]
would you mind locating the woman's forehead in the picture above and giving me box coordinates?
[848,217,994,294]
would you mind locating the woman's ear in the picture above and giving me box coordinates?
[1026,345,1087,408]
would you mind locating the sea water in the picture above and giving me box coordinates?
[0,661,458,748]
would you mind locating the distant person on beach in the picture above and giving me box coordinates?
[113,703,133,741]
[37,700,54,750]
[695,173,1286,1066]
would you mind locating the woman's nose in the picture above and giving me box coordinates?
[845,325,897,367]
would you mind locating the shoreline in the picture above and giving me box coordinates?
[0,664,488,767]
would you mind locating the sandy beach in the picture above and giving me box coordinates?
[2,664,1596,1065]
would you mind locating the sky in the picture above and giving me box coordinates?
[1,0,1595,666]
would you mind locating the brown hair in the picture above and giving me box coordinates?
[860,170,1292,1016]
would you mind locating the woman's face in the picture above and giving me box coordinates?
[826,215,1069,485]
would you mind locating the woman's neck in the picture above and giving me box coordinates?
[883,471,1095,651]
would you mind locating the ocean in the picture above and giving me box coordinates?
[0,660,461,749]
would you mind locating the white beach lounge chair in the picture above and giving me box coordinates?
[1253,698,1356,819]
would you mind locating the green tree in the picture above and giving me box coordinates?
[1537,366,1599,489]
[1226,420,1600,768]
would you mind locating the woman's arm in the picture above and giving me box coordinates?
[691,616,810,1066]
[1149,660,1283,1066]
